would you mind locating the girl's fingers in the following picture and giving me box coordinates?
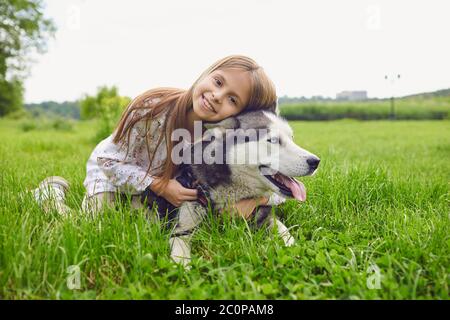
[181,188,198,197]
[182,194,198,201]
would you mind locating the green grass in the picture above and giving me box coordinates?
[0,118,449,299]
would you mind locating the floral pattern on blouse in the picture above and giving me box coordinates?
[83,98,168,196]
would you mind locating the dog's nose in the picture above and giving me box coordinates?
[307,157,320,170]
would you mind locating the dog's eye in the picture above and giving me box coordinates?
[268,136,280,144]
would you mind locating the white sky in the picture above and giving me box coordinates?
[24,0,450,103]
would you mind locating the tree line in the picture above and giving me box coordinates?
[0,0,55,116]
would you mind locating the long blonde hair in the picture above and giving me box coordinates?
[113,55,277,193]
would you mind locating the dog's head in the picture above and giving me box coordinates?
[198,110,320,201]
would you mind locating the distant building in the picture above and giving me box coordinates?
[336,91,368,101]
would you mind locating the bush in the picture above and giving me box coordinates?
[51,118,74,131]
[19,116,74,132]
[5,109,31,120]
[20,120,38,132]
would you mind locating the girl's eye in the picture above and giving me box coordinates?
[268,136,280,144]
[229,96,237,105]
[214,78,222,86]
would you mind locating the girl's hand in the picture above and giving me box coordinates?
[150,177,198,207]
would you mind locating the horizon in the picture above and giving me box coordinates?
[24,86,450,105]
[24,0,450,104]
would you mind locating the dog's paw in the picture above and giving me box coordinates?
[171,254,192,270]
[169,236,192,270]
[283,234,295,247]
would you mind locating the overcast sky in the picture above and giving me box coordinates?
[24,0,450,103]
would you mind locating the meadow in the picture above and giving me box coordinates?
[0,118,448,299]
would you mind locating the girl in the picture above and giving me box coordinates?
[33,55,286,220]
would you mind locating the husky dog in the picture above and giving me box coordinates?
[143,110,320,267]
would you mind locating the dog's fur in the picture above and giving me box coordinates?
[147,110,320,267]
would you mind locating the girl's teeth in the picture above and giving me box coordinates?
[204,97,213,111]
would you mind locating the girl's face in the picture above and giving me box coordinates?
[192,68,252,122]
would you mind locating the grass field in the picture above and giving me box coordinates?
[0,118,449,299]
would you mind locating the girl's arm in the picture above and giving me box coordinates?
[97,156,156,194]
[97,109,165,194]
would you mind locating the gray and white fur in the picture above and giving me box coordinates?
[169,110,320,267]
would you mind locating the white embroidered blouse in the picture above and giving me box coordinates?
[83,98,286,206]
[83,98,168,197]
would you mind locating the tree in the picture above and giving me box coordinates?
[80,85,125,119]
[79,85,131,142]
[0,0,55,116]
[94,95,131,142]
[0,77,23,116]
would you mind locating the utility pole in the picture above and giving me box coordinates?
[384,74,401,120]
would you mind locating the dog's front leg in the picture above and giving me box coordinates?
[253,205,295,247]
[268,217,295,247]
[169,234,192,267]
[169,202,206,268]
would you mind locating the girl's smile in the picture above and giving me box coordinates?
[200,93,217,113]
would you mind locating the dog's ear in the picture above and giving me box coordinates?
[204,117,240,130]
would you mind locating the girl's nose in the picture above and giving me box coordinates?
[212,91,222,104]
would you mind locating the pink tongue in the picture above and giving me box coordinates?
[280,176,306,201]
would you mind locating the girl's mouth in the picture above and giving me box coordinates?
[201,94,216,113]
